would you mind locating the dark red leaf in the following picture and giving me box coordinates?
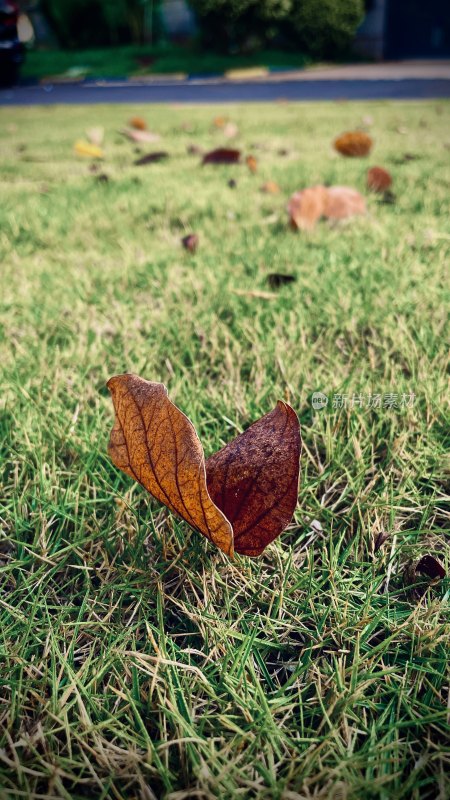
[416,555,446,580]
[373,530,390,552]
[205,403,301,556]
[267,273,296,289]
[182,234,199,253]
[135,151,169,165]
[202,148,241,165]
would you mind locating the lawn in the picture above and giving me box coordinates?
[0,100,449,800]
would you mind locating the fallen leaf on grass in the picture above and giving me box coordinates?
[182,233,199,253]
[135,151,169,165]
[223,122,239,138]
[373,530,390,552]
[74,140,104,159]
[288,185,366,230]
[367,166,392,193]
[246,155,258,173]
[416,555,446,580]
[405,554,446,598]
[288,185,328,231]
[129,116,147,130]
[334,131,373,157]
[261,181,280,194]
[86,126,104,146]
[324,186,366,220]
[213,116,227,128]
[202,148,241,165]
[107,374,301,557]
[267,273,296,289]
[120,128,161,144]
[232,289,278,300]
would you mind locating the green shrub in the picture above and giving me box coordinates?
[286,0,364,56]
[189,0,364,56]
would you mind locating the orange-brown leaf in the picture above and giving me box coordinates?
[261,181,280,194]
[246,155,258,173]
[323,186,366,220]
[334,131,373,157]
[288,186,327,231]
[107,374,234,556]
[129,116,148,130]
[205,403,301,556]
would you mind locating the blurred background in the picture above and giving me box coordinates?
[2,0,450,87]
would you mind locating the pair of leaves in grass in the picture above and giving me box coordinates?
[107,374,301,557]
[288,185,366,231]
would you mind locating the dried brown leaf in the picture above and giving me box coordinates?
[246,155,258,173]
[334,131,373,157]
[129,116,148,130]
[182,233,199,253]
[205,403,301,556]
[261,181,280,194]
[120,128,161,144]
[323,186,366,220]
[288,186,327,231]
[267,273,296,289]
[134,151,169,166]
[416,555,446,580]
[108,375,234,557]
[367,166,393,193]
[373,530,390,552]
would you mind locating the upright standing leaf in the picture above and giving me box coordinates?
[108,375,234,556]
[205,402,301,556]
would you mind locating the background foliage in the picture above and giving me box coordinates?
[188,0,364,55]
[40,0,363,56]
[42,0,163,48]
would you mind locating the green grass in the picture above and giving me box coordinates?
[22,45,310,80]
[1,100,449,800]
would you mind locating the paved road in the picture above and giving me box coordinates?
[1,78,450,106]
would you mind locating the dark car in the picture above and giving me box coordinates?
[0,1,24,86]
